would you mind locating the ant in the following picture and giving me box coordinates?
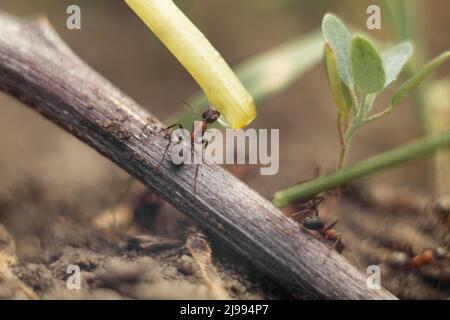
[157,102,220,193]
[387,246,449,270]
[286,168,343,253]
[391,245,450,296]
[290,209,344,253]
[385,246,449,298]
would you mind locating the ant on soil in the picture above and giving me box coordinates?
[387,246,449,270]
[386,246,449,294]
[157,102,220,194]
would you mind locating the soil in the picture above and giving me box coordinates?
[0,0,449,299]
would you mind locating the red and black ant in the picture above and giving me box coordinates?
[302,213,344,253]
[387,246,449,270]
[157,102,220,193]
[286,169,344,252]
[384,245,449,298]
[289,206,344,253]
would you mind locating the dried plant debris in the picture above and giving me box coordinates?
[121,234,183,254]
[0,224,37,299]
[185,229,230,299]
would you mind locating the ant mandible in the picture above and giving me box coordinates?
[157,102,220,194]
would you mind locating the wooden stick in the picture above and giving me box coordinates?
[0,12,396,299]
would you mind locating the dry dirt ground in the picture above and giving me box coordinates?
[0,1,449,300]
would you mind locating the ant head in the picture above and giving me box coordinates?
[202,109,220,124]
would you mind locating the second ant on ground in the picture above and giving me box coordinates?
[288,170,344,253]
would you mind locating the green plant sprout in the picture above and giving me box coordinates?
[273,13,450,207]
[324,13,409,169]
[324,13,450,170]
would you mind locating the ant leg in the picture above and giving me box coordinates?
[289,208,313,220]
[310,197,324,216]
[398,272,411,298]
[193,139,210,196]
[193,164,200,196]
[323,219,339,232]
[311,196,325,206]
[331,235,344,253]
[157,124,184,168]
[157,139,173,168]
[296,166,321,185]
[156,123,183,133]
[182,101,201,114]
[293,197,323,215]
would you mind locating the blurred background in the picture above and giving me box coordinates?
[0,0,449,299]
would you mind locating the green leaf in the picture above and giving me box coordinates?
[322,13,353,88]
[383,42,413,87]
[392,51,450,108]
[379,0,411,41]
[168,30,324,128]
[234,30,323,103]
[324,44,352,117]
[351,35,386,94]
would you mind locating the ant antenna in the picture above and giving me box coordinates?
[182,101,201,115]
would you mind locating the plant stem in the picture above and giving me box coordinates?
[363,104,393,125]
[337,94,371,170]
[273,130,450,207]
[337,130,354,170]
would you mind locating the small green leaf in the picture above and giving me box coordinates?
[392,51,450,107]
[322,13,353,88]
[324,44,352,117]
[351,35,386,94]
[383,42,413,87]
[379,0,411,41]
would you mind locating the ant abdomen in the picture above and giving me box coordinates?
[303,215,325,231]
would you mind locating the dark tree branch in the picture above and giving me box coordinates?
[0,12,396,300]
